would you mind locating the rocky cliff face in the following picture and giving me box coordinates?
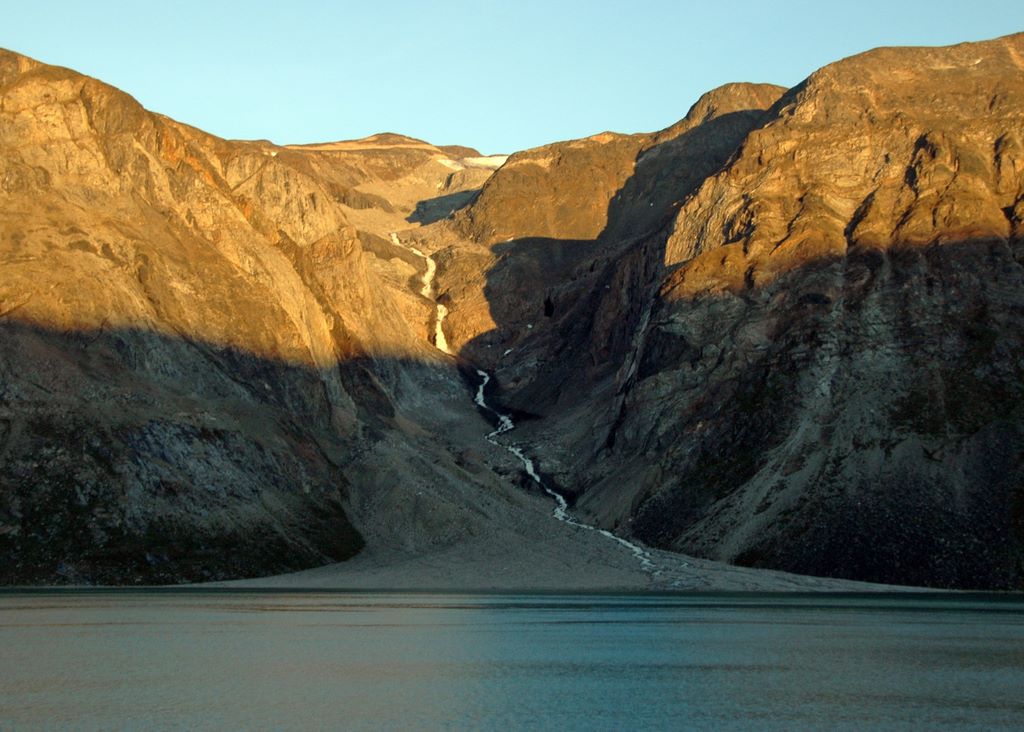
[440,34,1024,589]
[0,50,507,583]
[3,33,1023,589]
[438,82,785,369]
[605,35,1024,589]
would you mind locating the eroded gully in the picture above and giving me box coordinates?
[390,232,657,577]
[391,232,450,353]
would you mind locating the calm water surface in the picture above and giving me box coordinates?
[1,592,1023,729]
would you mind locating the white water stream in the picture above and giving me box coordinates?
[391,232,450,354]
[473,370,656,574]
[434,303,450,354]
[390,231,656,575]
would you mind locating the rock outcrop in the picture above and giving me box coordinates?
[4,33,1023,589]
[438,82,785,368]
[441,34,1024,589]
[606,35,1024,589]
[0,50,505,583]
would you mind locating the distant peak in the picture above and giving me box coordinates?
[650,82,786,146]
[284,132,484,155]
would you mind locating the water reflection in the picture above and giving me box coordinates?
[1,592,1022,729]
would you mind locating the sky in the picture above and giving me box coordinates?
[2,1,1022,154]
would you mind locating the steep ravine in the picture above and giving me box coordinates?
[392,232,660,576]
[440,32,1024,590]
[5,35,1023,589]
[390,232,452,354]
[473,370,658,574]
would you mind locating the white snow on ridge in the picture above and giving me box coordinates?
[462,155,509,169]
[435,155,507,172]
[436,157,464,171]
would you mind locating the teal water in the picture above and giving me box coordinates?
[1,592,1023,729]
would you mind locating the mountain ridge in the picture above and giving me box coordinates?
[445,32,1024,589]
[2,34,1023,588]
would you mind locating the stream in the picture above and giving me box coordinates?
[390,231,657,576]
[392,232,451,354]
[473,370,657,574]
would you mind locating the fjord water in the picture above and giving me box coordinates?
[2,593,1022,729]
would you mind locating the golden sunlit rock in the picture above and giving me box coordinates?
[2,34,1023,589]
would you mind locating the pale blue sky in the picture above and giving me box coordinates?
[2,1,1021,153]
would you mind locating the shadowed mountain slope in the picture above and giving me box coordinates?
[3,34,1023,589]
[0,49,511,583]
[434,34,1024,589]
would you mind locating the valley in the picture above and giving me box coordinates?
[1,32,1022,590]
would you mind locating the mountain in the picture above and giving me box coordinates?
[2,33,1022,589]
[0,49,513,583]
[438,34,1024,589]
[619,35,1024,589]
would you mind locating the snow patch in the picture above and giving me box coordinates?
[462,155,509,170]
[434,303,450,354]
[436,157,464,171]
